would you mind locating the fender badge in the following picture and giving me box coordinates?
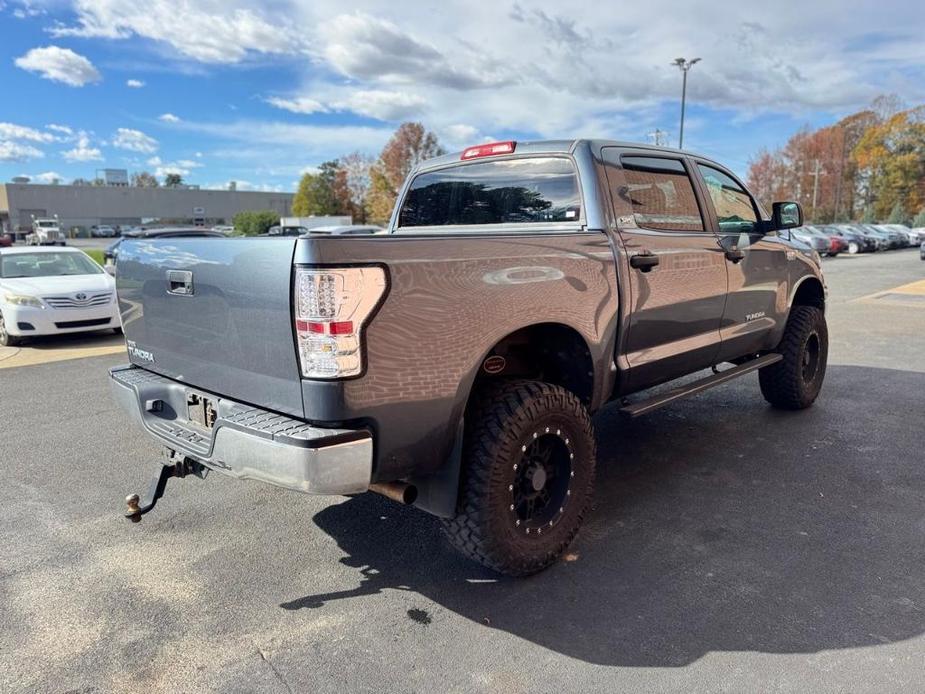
[483,355,506,374]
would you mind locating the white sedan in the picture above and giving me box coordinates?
[0,246,121,346]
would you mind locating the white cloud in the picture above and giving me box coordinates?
[158,113,180,123]
[33,171,63,183]
[265,96,327,115]
[62,132,103,161]
[152,157,202,179]
[46,123,74,138]
[50,0,308,64]
[112,127,158,153]
[14,45,101,87]
[0,141,44,162]
[266,89,426,120]
[318,12,501,90]
[126,78,144,88]
[330,90,427,121]
[0,122,55,143]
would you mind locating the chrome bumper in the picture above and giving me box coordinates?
[110,365,372,495]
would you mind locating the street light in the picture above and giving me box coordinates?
[673,57,700,149]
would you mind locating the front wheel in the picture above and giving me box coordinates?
[759,305,828,409]
[0,313,23,347]
[442,380,596,576]
[847,241,859,254]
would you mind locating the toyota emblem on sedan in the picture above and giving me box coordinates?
[75,292,87,301]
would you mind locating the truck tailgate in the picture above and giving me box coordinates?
[116,237,303,416]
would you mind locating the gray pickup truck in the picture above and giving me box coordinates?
[111,139,827,576]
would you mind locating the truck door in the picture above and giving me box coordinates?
[601,148,728,391]
[691,161,790,362]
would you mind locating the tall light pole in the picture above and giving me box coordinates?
[673,57,700,149]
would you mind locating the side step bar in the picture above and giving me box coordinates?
[619,353,782,419]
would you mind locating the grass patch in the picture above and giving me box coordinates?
[83,249,106,266]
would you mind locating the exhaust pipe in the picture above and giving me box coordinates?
[369,482,418,505]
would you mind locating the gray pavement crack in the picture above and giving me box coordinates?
[256,647,293,694]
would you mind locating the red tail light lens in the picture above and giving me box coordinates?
[461,141,516,160]
[294,267,386,379]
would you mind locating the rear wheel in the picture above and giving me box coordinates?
[0,313,23,347]
[759,305,828,409]
[442,380,596,576]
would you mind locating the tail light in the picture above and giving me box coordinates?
[294,267,386,379]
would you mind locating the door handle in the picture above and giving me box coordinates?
[725,248,745,263]
[630,253,659,272]
[166,270,194,296]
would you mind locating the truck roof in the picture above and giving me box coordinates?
[416,139,711,173]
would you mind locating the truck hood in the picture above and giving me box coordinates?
[2,273,113,297]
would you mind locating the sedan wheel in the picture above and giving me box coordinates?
[847,241,859,254]
[0,313,23,347]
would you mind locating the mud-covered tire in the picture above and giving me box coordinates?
[441,380,596,576]
[759,305,828,410]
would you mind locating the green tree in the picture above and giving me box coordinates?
[164,173,183,187]
[861,207,876,223]
[292,160,342,216]
[131,171,159,187]
[853,107,925,220]
[913,209,925,227]
[232,210,280,236]
[887,202,909,225]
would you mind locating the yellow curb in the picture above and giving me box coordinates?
[886,279,925,295]
[0,342,126,369]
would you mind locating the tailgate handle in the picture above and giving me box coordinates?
[166,270,194,296]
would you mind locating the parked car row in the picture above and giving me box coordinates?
[791,223,924,257]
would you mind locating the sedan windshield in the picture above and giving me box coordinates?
[1,252,103,278]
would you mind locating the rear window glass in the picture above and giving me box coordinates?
[619,156,704,231]
[399,157,581,227]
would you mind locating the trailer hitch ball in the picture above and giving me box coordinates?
[123,453,206,523]
[126,494,142,522]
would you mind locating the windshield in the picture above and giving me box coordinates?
[399,156,581,227]
[36,221,58,228]
[1,252,103,278]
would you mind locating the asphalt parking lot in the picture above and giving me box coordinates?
[2,250,924,693]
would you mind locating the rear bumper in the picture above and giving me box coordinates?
[110,364,373,495]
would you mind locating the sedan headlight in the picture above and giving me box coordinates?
[4,293,44,308]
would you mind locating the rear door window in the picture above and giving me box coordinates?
[398,157,581,228]
[617,156,705,231]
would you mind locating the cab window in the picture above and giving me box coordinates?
[697,164,759,234]
[617,156,704,231]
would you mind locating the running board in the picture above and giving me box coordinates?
[618,353,783,419]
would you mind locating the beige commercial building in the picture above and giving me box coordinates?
[0,183,293,234]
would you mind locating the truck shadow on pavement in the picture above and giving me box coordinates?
[281,365,925,666]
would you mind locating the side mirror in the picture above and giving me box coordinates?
[772,201,803,230]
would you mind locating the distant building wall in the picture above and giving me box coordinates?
[0,184,293,232]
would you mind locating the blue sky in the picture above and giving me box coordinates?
[1,0,924,191]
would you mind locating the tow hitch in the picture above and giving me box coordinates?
[124,450,207,523]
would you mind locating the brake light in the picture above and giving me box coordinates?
[294,267,386,379]
[461,141,516,160]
